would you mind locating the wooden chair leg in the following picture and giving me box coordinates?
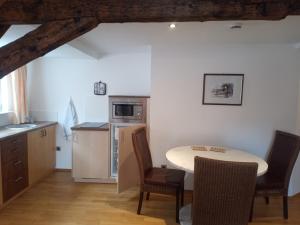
[283,196,288,219]
[137,192,144,215]
[146,192,150,200]
[176,189,180,223]
[265,197,269,205]
[181,186,184,206]
[249,196,255,222]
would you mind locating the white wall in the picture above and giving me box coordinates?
[150,44,300,193]
[27,51,151,169]
[27,42,300,195]
[291,52,300,195]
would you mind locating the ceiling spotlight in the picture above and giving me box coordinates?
[169,23,176,30]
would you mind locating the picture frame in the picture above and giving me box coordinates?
[94,81,107,95]
[202,74,244,106]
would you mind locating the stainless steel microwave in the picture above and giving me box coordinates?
[112,103,143,120]
[109,96,148,123]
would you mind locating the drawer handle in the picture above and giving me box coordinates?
[40,129,47,137]
[12,140,18,144]
[12,148,19,152]
[14,161,22,166]
[15,177,23,183]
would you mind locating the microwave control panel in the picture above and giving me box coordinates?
[135,106,143,119]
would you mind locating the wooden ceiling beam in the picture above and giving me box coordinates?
[0,25,10,38]
[290,0,300,15]
[0,0,7,7]
[0,18,99,78]
[0,0,299,24]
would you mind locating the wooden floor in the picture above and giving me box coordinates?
[0,172,299,225]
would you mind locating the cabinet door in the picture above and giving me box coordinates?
[28,125,56,185]
[72,131,109,179]
[44,126,56,174]
[27,129,44,185]
[117,125,145,193]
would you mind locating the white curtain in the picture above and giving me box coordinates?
[0,66,28,124]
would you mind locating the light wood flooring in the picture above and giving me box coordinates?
[0,172,299,225]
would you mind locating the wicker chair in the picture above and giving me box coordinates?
[132,127,185,223]
[192,157,258,225]
[251,130,300,220]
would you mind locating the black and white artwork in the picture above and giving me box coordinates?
[202,74,244,105]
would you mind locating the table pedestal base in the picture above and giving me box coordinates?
[179,204,192,225]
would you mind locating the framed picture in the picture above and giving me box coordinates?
[202,74,244,106]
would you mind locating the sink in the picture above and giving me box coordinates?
[5,124,38,130]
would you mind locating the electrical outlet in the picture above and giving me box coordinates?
[56,146,61,151]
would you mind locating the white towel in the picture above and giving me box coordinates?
[63,98,78,140]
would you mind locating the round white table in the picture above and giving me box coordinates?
[166,146,268,176]
[166,146,268,225]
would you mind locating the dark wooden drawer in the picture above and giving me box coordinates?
[2,172,28,202]
[2,158,27,181]
[2,160,28,202]
[1,134,28,202]
[1,134,27,164]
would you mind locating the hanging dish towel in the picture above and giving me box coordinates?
[63,98,78,140]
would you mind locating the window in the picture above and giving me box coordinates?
[0,67,28,123]
[0,76,10,113]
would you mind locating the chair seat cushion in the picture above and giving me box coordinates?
[256,175,284,192]
[144,167,185,187]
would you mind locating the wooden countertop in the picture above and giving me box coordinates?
[0,121,58,141]
[71,122,109,131]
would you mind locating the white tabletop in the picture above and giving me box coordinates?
[166,146,268,176]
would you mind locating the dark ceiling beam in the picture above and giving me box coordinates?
[290,0,300,15]
[0,0,7,7]
[0,0,299,24]
[0,18,99,78]
[0,25,10,38]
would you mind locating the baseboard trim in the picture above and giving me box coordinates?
[55,168,72,172]
[74,177,116,184]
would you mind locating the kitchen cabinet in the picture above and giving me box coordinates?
[108,96,150,193]
[27,125,56,185]
[117,125,144,193]
[0,134,28,202]
[71,122,145,190]
[0,123,56,207]
[72,128,111,182]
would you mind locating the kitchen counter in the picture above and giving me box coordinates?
[71,122,109,131]
[0,121,58,141]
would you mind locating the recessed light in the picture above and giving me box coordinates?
[169,23,176,30]
[229,23,243,30]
